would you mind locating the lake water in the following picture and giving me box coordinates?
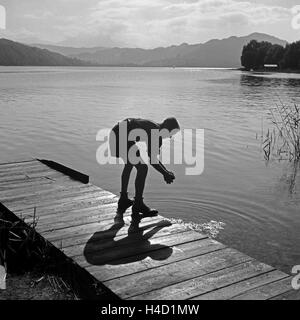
[1,66,300,273]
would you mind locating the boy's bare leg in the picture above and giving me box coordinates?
[134,163,148,200]
[117,163,134,214]
[132,163,158,217]
[121,163,133,195]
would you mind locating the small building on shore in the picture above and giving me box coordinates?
[264,64,278,71]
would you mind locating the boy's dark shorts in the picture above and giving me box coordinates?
[109,120,139,164]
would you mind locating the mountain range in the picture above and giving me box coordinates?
[31,44,107,57]
[34,32,287,67]
[0,33,287,67]
[0,39,92,66]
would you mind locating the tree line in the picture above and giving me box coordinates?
[241,40,300,71]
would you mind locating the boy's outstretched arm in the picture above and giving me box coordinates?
[147,137,175,183]
[151,159,175,184]
[151,160,168,175]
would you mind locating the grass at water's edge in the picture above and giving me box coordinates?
[0,208,114,300]
[0,208,78,300]
[0,271,76,300]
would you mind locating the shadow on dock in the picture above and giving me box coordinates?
[83,215,173,266]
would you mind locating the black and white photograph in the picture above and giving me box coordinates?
[0,0,300,306]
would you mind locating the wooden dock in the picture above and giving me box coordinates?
[0,159,299,300]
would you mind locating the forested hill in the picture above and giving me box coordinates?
[0,39,92,66]
[241,40,300,71]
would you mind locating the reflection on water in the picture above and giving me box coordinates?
[276,161,300,195]
[0,67,300,273]
[241,73,300,88]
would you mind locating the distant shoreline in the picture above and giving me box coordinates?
[0,65,299,74]
[238,67,300,74]
[0,65,247,69]
[0,65,238,69]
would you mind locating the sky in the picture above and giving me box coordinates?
[0,0,299,48]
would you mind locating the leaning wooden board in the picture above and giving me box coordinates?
[0,159,297,300]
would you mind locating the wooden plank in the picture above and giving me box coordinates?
[0,170,67,184]
[128,260,274,300]
[0,162,48,174]
[36,205,119,233]
[0,170,65,184]
[15,191,116,217]
[26,202,118,230]
[0,158,36,167]
[5,190,116,213]
[86,238,226,282]
[0,178,54,190]
[0,164,55,177]
[0,176,83,192]
[29,200,117,221]
[13,192,118,217]
[106,249,254,299]
[1,171,75,185]
[0,172,64,184]
[271,288,300,300]
[19,194,117,218]
[4,187,111,207]
[0,183,100,203]
[2,190,106,215]
[191,270,289,300]
[0,170,51,180]
[231,277,293,300]
[0,180,97,198]
[0,174,78,189]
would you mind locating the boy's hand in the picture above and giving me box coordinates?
[164,171,175,184]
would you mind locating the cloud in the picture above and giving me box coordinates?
[79,0,292,46]
[219,12,250,26]
[0,5,6,30]
[1,0,296,47]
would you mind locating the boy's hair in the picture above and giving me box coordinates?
[162,117,180,131]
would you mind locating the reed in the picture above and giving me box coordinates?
[0,208,50,273]
[263,102,300,161]
[0,208,108,299]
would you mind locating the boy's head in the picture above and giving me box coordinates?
[162,117,180,131]
[161,117,180,138]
